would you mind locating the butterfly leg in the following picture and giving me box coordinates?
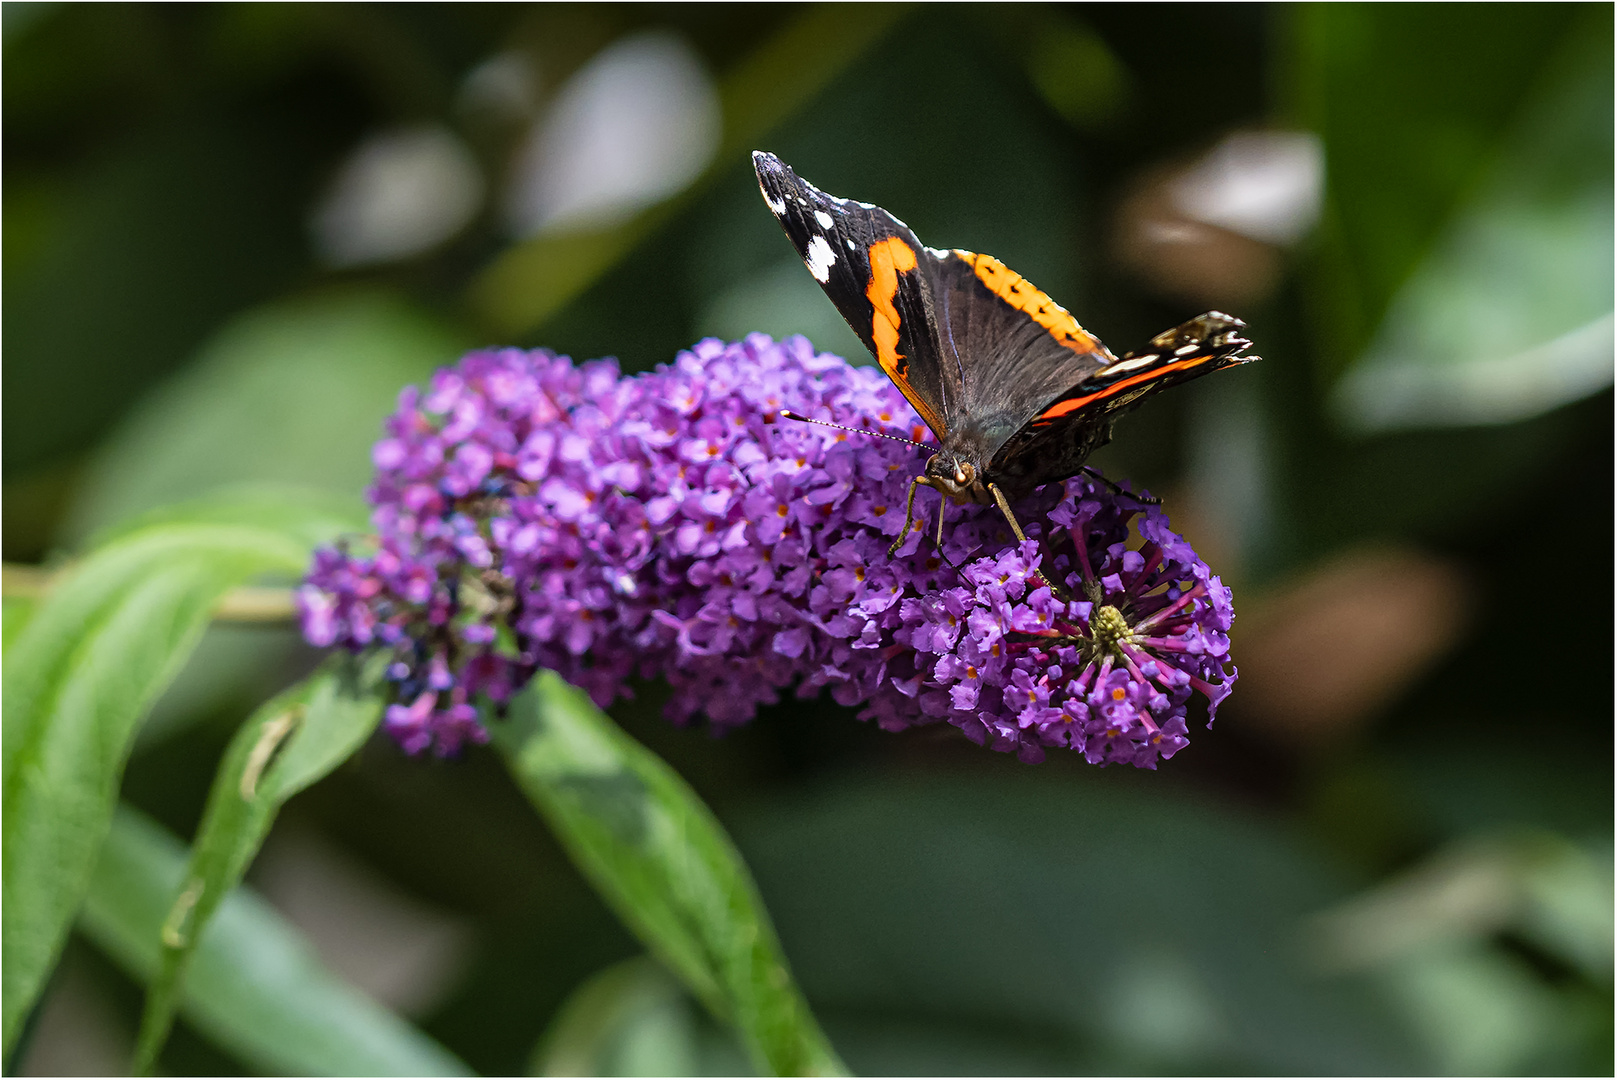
[988,482,1030,544]
[887,476,927,557]
[988,482,1067,600]
[1080,467,1161,506]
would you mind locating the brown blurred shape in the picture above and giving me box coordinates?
[1113,129,1325,309]
[1115,167,1282,309]
[1230,548,1472,748]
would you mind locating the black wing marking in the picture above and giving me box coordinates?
[753,151,956,439]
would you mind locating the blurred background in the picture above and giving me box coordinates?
[5,2,1611,1074]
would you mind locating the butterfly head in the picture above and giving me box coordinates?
[921,451,989,505]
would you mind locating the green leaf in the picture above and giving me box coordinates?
[1,495,351,1052]
[61,290,469,546]
[131,656,387,1073]
[81,803,471,1076]
[50,290,452,749]
[1330,17,1613,431]
[494,673,845,1077]
[2,595,37,654]
[82,483,367,554]
[729,772,1424,1075]
[1287,4,1594,371]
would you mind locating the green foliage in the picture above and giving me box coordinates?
[83,803,470,1076]
[4,65,315,475]
[0,492,353,1053]
[1261,2,1612,561]
[131,657,388,1072]
[1318,8,1613,429]
[496,674,845,1077]
[1,595,36,653]
[730,771,1419,1074]
[52,291,464,750]
[63,291,470,545]
[1288,3,1590,362]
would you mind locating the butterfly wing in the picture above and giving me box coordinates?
[914,248,1120,463]
[989,311,1258,492]
[753,151,956,439]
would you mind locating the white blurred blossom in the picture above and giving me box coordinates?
[312,125,484,267]
[503,30,721,237]
[1170,130,1325,247]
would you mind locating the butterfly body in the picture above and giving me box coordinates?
[752,151,1257,549]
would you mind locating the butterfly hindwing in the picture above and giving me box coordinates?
[989,312,1257,491]
[753,152,954,438]
[1031,312,1256,423]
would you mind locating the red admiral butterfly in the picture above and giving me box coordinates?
[753,151,1258,554]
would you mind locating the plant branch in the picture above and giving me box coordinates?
[2,563,298,625]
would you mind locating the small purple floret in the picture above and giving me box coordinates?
[299,335,1236,764]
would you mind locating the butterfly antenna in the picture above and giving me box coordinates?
[778,410,933,453]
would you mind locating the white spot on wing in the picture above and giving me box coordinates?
[804,234,837,283]
[1173,343,1201,356]
[763,191,786,215]
[1103,354,1159,374]
[814,209,834,229]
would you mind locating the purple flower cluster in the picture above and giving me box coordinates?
[299,334,1235,764]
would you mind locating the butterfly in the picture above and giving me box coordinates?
[753,150,1257,557]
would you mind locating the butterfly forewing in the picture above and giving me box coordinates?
[753,152,955,438]
[755,153,1128,468]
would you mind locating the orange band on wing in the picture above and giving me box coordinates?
[954,250,1099,355]
[865,237,943,432]
[1036,353,1217,422]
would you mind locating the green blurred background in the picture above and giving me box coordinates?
[5,2,1611,1074]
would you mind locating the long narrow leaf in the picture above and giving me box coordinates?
[82,804,471,1076]
[494,673,845,1077]
[132,656,386,1072]
[1,495,352,1051]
